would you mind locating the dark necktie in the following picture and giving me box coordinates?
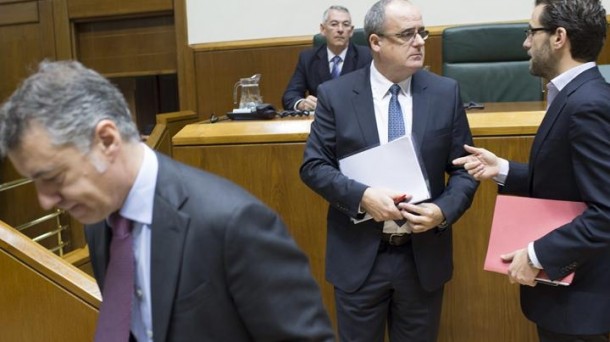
[330,55,342,79]
[388,84,405,141]
[94,214,134,342]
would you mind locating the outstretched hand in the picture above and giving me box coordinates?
[452,144,501,180]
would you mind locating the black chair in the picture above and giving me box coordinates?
[442,23,543,103]
[313,28,368,47]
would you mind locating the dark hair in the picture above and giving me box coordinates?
[535,0,607,61]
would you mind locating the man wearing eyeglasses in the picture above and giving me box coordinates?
[300,0,478,341]
[282,5,371,112]
[453,0,610,341]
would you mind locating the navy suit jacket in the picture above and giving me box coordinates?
[501,67,610,335]
[86,153,334,341]
[282,42,371,110]
[300,67,478,293]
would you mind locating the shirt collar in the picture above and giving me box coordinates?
[119,144,158,225]
[327,47,348,63]
[370,61,412,100]
[548,62,596,93]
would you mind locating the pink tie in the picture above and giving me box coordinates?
[94,214,134,342]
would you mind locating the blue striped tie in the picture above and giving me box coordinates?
[330,55,342,79]
[388,84,405,141]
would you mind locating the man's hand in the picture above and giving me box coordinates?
[501,249,539,287]
[297,95,318,111]
[360,188,410,222]
[452,144,501,180]
[398,202,445,233]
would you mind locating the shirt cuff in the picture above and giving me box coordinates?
[492,158,509,185]
[527,242,543,269]
[294,99,304,111]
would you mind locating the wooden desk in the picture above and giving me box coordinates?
[172,102,545,341]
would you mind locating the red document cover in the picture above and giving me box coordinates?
[484,195,586,286]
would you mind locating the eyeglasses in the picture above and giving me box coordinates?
[524,26,552,38]
[378,28,429,44]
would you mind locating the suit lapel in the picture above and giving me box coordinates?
[341,43,357,76]
[315,46,330,82]
[529,68,600,164]
[150,154,190,342]
[86,221,112,290]
[411,71,430,151]
[352,67,380,147]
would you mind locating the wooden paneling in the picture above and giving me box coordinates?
[193,41,310,118]
[174,0,197,111]
[0,221,99,341]
[0,1,38,26]
[439,136,537,342]
[0,0,60,249]
[0,0,56,100]
[67,0,172,19]
[75,14,176,77]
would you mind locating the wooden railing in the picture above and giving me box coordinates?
[0,219,100,341]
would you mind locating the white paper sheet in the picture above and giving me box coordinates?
[339,135,431,204]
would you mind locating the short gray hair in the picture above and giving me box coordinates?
[322,5,350,24]
[0,60,140,157]
[365,0,412,40]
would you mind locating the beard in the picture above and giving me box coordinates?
[529,40,557,79]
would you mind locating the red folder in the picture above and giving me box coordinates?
[484,195,586,286]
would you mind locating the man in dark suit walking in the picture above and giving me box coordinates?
[300,0,478,341]
[0,60,334,342]
[453,0,610,340]
[282,5,371,112]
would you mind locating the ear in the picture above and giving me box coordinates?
[369,33,382,53]
[348,26,354,38]
[93,119,121,159]
[320,23,326,36]
[553,27,568,49]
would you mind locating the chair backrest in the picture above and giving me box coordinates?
[313,28,369,47]
[599,64,610,82]
[442,23,543,103]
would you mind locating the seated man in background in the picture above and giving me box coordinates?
[0,60,334,342]
[282,5,372,111]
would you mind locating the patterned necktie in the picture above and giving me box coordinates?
[94,214,134,342]
[330,55,342,79]
[388,84,405,141]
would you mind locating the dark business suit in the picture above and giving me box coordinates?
[300,67,478,338]
[282,42,371,110]
[86,153,334,342]
[501,67,610,336]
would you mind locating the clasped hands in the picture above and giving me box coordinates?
[297,95,317,111]
[360,187,445,233]
[453,144,539,286]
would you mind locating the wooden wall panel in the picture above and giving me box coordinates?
[0,0,55,101]
[67,0,172,19]
[0,1,38,26]
[438,136,537,342]
[193,41,310,118]
[75,14,176,77]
